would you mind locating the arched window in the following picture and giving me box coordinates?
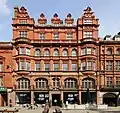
[53,78,60,88]
[35,49,40,56]
[116,48,120,55]
[35,78,48,89]
[64,78,77,88]
[72,49,77,56]
[107,48,112,55]
[62,49,68,56]
[17,78,30,89]
[53,49,59,56]
[82,77,95,89]
[44,49,50,56]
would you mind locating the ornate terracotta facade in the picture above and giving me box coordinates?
[0,6,120,106]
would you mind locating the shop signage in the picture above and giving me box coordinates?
[0,86,7,92]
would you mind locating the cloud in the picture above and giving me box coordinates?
[0,0,10,16]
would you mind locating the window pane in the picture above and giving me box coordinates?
[66,33,73,39]
[72,50,77,56]
[35,63,40,71]
[0,63,2,71]
[20,61,25,70]
[81,48,86,55]
[83,32,93,38]
[44,50,50,56]
[62,64,68,71]
[72,64,77,71]
[62,50,68,56]
[26,62,30,70]
[53,33,59,39]
[19,48,25,54]
[44,64,50,71]
[26,48,30,55]
[40,33,45,39]
[53,64,59,71]
[54,50,59,56]
[35,49,40,56]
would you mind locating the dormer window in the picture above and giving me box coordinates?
[19,19,27,24]
[83,31,93,38]
[83,19,92,24]
[40,33,45,39]
[53,33,59,39]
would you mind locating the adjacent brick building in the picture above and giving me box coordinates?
[0,6,120,107]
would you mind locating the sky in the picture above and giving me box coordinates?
[0,0,120,41]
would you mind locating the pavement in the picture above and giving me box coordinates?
[0,106,120,113]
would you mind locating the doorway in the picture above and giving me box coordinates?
[52,94,60,106]
[103,93,117,106]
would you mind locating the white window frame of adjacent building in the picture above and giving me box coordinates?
[35,78,48,89]
[19,60,25,70]
[81,62,86,71]
[0,63,2,71]
[72,49,77,56]
[66,33,73,39]
[106,77,113,87]
[62,64,68,71]
[72,64,77,71]
[64,78,77,88]
[17,78,30,89]
[44,63,50,71]
[44,49,50,56]
[53,78,60,88]
[35,62,40,71]
[26,48,30,55]
[53,49,59,56]
[116,61,120,71]
[62,49,68,56]
[53,33,59,39]
[106,61,113,71]
[116,77,120,87]
[19,47,25,55]
[83,31,93,38]
[40,33,45,39]
[53,63,59,71]
[26,61,30,71]
[19,31,27,37]
[83,19,93,24]
[81,48,86,55]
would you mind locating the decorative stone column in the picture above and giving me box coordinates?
[31,91,34,104]
[78,91,81,104]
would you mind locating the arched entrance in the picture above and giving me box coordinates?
[103,93,117,106]
[81,77,96,104]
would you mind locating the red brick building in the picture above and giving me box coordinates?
[0,6,120,107]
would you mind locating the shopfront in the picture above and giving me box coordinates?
[16,92,31,104]
[63,92,79,104]
[34,92,49,104]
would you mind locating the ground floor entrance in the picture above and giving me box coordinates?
[81,91,96,104]
[52,94,61,106]
[0,93,7,106]
[103,93,117,106]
